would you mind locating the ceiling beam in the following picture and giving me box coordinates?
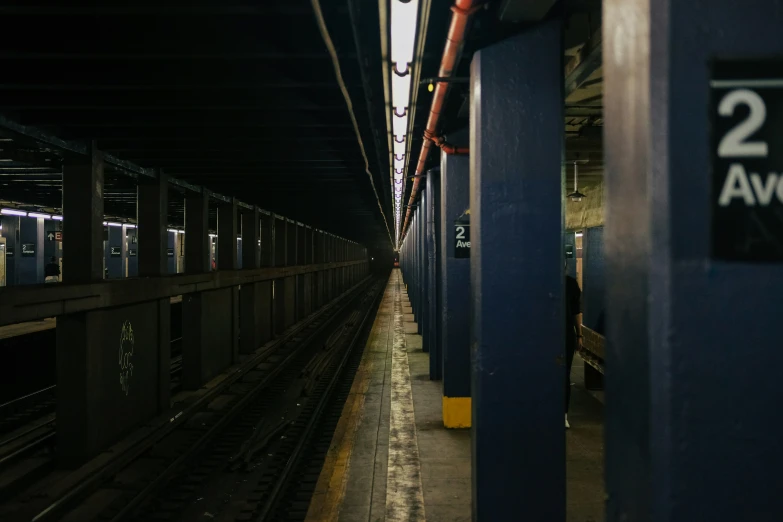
[564,27,602,98]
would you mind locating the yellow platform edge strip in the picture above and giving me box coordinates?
[303,325,378,522]
[442,396,472,428]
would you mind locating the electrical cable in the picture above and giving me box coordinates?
[310,0,394,247]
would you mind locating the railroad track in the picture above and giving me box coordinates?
[125,280,384,522]
[0,351,185,501]
[0,336,183,442]
[0,277,380,522]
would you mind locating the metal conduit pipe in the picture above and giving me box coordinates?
[400,0,479,241]
[430,134,470,155]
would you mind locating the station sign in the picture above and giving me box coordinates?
[167,248,175,257]
[46,231,63,242]
[110,246,121,257]
[711,60,783,261]
[453,212,470,259]
[21,243,35,257]
[128,249,137,257]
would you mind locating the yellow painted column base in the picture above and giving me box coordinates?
[442,396,471,428]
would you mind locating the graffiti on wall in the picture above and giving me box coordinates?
[119,321,135,395]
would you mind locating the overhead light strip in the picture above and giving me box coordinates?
[389,0,421,247]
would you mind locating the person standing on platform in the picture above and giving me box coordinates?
[44,256,60,283]
[565,265,583,428]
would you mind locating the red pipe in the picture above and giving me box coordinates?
[430,133,469,155]
[400,0,478,241]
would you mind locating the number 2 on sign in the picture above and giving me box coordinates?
[455,226,466,239]
[717,89,768,158]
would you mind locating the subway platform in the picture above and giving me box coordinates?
[305,270,605,521]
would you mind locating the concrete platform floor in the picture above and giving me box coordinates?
[306,270,604,521]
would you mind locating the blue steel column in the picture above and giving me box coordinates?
[418,199,428,340]
[217,198,238,270]
[411,213,417,317]
[604,2,783,521]
[62,143,104,283]
[415,206,422,330]
[440,151,471,427]
[415,211,420,317]
[411,212,416,317]
[185,189,209,274]
[470,21,564,521]
[427,168,441,378]
[420,191,427,342]
[138,169,167,277]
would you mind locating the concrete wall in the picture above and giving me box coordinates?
[239,281,273,354]
[56,300,164,465]
[182,287,236,389]
[284,275,296,328]
[566,181,605,230]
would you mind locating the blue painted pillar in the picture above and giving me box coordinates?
[470,21,564,521]
[582,227,604,333]
[44,219,57,261]
[2,216,19,285]
[420,190,428,342]
[418,197,428,340]
[167,231,177,274]
[126,226,138,277]
[18,216,44,284]
[105,225,124,278]
[604,2,783,520]
[427,167,441,378]
[412,211,418,318]
[440,151,471,427]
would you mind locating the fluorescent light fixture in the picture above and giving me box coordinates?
[124,224,136,229]
[52,215,63,221]
[178,230,185,234]
[1,208,27,216]
[392,114,408,139]
[167,228,179,233]
[209,233,217,238]
[28,212,51,219]
[394,155,406,172]
[107,222,123,227]
[575,232,584,237]
[102,221,108,226]
[393,138,406,156]
[390,0,420,74]
[391,72,412,113]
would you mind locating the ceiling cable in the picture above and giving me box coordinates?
[310,0,394,247]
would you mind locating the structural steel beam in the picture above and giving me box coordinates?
[0,260,366,327]
[564,29,602,98]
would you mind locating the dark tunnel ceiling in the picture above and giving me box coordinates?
[0,1,604,249]
[0,0,454,251]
